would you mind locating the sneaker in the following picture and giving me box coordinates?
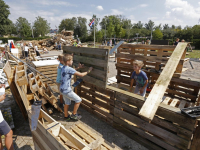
[71,114,82,120]
[64,115,71,121]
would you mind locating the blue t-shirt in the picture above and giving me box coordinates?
[131,70,148,87]
[56,63,64,83]
[60,66,76,94]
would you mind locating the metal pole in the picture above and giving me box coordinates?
[94,19,95,48]
[150,26,153,41]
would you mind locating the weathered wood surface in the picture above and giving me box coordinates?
[3,62,28,119]
[63,46,109,89]
[78,81,197,150]
[139,43,188,121]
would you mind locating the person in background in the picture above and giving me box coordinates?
[34,44,40,56]
[43,47,48,53]
[73,41,77,47]
[173,38,179,46]
[24,44,29,57]
[29,42,33,47]
[56,54,64,107]
[55,42,58,50]
[59,42,62,50]
[0,84,14,150]
[110,39,112,46]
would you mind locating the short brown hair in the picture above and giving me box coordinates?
[133,60,144,67]
[63,54,73,64]
[58,54,64,61]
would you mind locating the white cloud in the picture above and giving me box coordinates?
[147,17,158,20]
[111,9,123,15]
[32,0,77,6]
[140,4,148,7]
[97,6,103,11]
[165,11,171,18]
[165,0,200,19]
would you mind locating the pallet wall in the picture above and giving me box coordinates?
[116,44,186,79]
[77,81,200,150]
[63,46,109,89]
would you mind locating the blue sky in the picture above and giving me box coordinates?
[5,0,200,29]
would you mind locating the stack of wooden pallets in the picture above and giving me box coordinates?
[26,59,59,86]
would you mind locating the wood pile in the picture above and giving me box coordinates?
[26,59,59,86]
[4,60,120,150]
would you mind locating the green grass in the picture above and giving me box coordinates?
[186,50,200,58]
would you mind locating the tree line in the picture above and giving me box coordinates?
[1,0,200,46]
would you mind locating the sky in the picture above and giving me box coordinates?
[5,0,200,30]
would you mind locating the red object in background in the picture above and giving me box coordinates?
[11,42,15,48]
[146,87,152,93]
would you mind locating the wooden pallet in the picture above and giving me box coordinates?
[69,123,119,150]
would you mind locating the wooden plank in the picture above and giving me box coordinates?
[139,43,188,121]
[81,86,114,105]
[63,46,108,56]
[76,123,102,140]
[73,63,107,81]
[114,108,189,149]
[170,99,179,107]
[116,53,169,63]
[113,116,179,150]
[74,55,107,68]
[107,85,196,130]
[120,44,176,50]
[71,126,94,143]
[162,97,171,105]
[190,121,200,150]
[82,76,106,89]
[115,100,192,140]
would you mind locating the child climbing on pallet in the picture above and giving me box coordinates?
[56,54,64,107]
[129,60,148,97]
[60,54,93,120]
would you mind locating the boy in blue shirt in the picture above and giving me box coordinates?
[60,54,92,120]
[129,60,148,97]
[56,54,64,107]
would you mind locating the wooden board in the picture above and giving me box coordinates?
[63,46,109,89]
[139,43,187,121]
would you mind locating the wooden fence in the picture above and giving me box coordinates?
[77,79,200,150]
[74,44,200,149]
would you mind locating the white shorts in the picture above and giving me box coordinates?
[62,91,82,105]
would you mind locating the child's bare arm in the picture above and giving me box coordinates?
[129,79,134,92]
[74,67,92,77]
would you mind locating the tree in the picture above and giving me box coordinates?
[96,30,103,42]
[133,21,143,29]
[153,29,163,39]
[33,16,50,37]
[58,17,77,32]
[122,19,132,39]
[15,17,32,37]
[0,0,11,35]
[163,24,169,29]
[145,20,155,30]
[74,17,87,39]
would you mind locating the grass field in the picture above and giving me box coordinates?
[186,50,200,58]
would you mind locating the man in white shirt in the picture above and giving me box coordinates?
[0,84,14,150]
[24,44,29,57]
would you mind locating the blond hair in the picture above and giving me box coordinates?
[63,54,73,65]
[58,54,64,61]
[133,60,144,67]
